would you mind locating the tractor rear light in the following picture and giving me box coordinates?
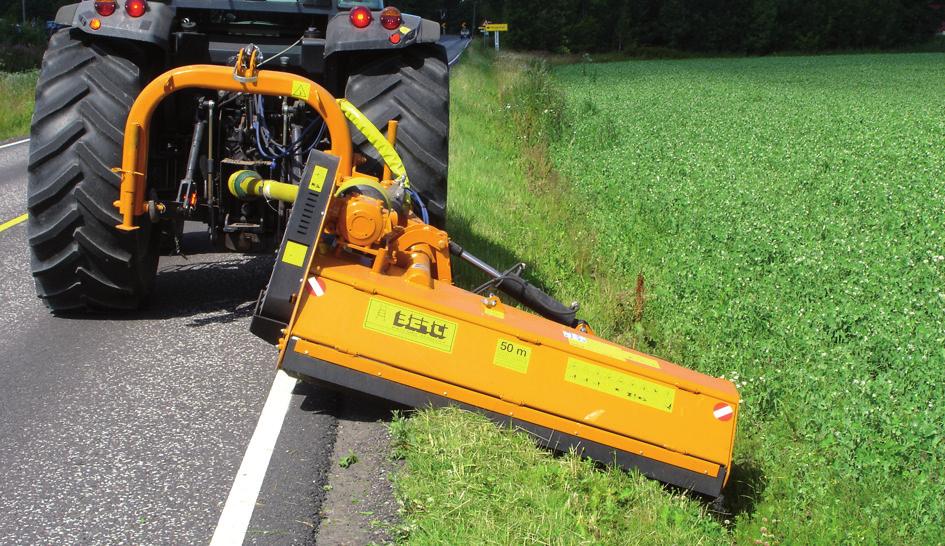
[349,6,372,28]
[125,0,147,18]
[389,32,401,44]
[94,1,117,16]
[380,7,402,30]
[89,18,102,30]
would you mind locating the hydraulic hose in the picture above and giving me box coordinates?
[448,241,581,327]
[336,99,410,190]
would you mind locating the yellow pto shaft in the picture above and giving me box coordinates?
[228,170,300,203]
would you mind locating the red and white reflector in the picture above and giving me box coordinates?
[307,276,326,297]
[712,402,734,421]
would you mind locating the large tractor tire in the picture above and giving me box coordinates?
[345,45,449,228]
[27,30,158,312]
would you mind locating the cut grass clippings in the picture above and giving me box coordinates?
[391,46,945,544]
[390,408,727,545]
[0,70,37,141]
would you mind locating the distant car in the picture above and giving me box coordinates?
[460,27,471,39]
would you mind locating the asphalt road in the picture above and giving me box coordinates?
[0,36,470,545]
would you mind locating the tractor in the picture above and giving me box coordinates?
[28,0,448,311]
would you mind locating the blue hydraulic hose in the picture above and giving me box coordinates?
[407,188,429,224]
[254,95,323,160]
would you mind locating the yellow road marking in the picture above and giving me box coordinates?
[0,213,27,233]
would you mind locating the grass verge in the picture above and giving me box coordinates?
[388,46,730,545]
[0,70,37,141]
[391,46,945,544]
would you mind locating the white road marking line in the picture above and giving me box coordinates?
[0,138,29,150]
[448,39,472,66]
[210,370,297,546]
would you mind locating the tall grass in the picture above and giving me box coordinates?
[0,70,37,140]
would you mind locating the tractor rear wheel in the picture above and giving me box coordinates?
[27,30,159,312]
[345,45,450,228]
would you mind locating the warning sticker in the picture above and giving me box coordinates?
[713,403,734,422]
[493,338,531,373]
[307,276,326,297]
[563,331,659,368]
[291,81,311,101]
[282,240,308,267]
[484,307,505,319]
[363,298,457,353]
[308,165,328,193]
[564,358,675,413]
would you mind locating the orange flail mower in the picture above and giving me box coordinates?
[115,51,739,497]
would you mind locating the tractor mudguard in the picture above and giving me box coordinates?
[58,1,175,49]
[325,12,442,57]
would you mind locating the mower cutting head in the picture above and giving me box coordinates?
[113,57,739,497]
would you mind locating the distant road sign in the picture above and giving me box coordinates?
[483,23,508,32]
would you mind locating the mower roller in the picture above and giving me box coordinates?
[112,52,739,497]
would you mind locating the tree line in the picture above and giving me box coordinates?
[400,0,943,53]
[0,0,939,56]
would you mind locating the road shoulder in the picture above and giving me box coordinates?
[315,392,402,546]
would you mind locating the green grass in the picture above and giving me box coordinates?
[0,70,37,140]
[391,48,945,543]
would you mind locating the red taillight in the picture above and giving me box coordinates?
[125,0,147,18]
[94,1,117,16]
[380,7,402,30]
[349,6,372,28]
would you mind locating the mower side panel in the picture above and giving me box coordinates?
[282,338,728,496]
[278,257,740,496]
[325,13,441,57]
[65,1,175,49]
[251,150,340,344]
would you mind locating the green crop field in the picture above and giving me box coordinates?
[391,48,945,544]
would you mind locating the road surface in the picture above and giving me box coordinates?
[0,36,470,545]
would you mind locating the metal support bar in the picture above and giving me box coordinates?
[448,241,502,278]
[115,64,354,231]
[176,119,207,206]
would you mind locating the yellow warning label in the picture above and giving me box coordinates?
[308,165,328,193]
[291,81,311,100]
[564,358,675,413]
[564,332,659,368]
[399,25,411,35]
[484,307,505,319]
[282,240,308,267]
[493,338,531,373]
[363,298,457,353]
